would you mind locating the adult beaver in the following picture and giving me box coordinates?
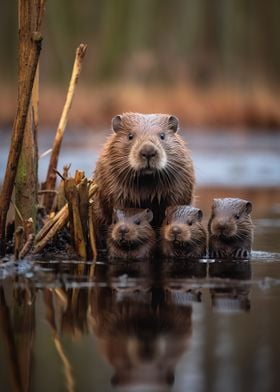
[160,205,207,259]
[107,208,156,260]
[92,113,195,242]
[208,198,254,259]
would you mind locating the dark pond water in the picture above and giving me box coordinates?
[0,128,280,391]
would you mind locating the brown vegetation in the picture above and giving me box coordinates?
[1,83,280,130]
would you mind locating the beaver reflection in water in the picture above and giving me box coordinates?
[161,205,207,259]
[89,279,192,390]
[107,208,156,260]
[208,198,254,259]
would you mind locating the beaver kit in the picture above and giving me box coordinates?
[160,205,207,259]
[92,113,195,243]
[208,198,254,259]
[107,208,156,260]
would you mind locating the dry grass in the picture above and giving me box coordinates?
[1,83,280,129]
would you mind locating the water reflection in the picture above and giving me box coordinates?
[209,261,251,313]
[1,258,280,391]
[90,262,193,390]
[0,284,35,392]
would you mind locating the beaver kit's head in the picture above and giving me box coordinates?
[209,198,253,241]
[161,205,207,258]
[103,113,194,205]
[107,208,156,259]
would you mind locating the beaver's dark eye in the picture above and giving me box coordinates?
[160,132,165,140]
[188,221,192,226]
[235,214,240,220]
[128,133,134,140]
[134,218,141,225]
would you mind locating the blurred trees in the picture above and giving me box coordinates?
[1,0,280,89]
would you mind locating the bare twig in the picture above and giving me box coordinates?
[19,234,35,259]
[33,211,68,254]
[39,148,52,159]
[42,44,87,212]
[35,204,68,243]
[14,226,24,260]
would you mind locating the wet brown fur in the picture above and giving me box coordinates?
[92,113,195,243]
[208,198,254,259]
[107,208,156,260]
[161,205,207,258]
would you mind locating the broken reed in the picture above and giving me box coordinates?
[34,174,98,261]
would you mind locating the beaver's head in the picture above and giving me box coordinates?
[111,113,180,175]
[163,205,204,245]
[110,208,154,248]
[209,198,253,239]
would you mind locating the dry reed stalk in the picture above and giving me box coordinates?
[33,211,68,254]
[78,177,89,243]
[14,227,24,260]
[64,178,87,260]
[35,204,68,243]
[56,164,71,211]
[19,234,35,259]
[42,44,87,212]
[33,182,97,254]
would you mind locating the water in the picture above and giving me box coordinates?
[1,127,280,187]
[0,128,280,391]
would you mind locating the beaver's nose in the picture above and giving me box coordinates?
[118,224,129,235]
[171,226,181,237]
[140,144,157,160]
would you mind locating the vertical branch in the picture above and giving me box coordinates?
[15,0,42,231]
[0,0,45,256]
[42,44,87,212]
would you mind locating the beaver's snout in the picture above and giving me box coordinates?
[166,224,191,242]
[171,225,182,240]
[139,144,158,163]
[140,143,158,161]
[212,219,236,237]
[114,224,130,241]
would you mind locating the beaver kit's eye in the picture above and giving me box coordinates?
[128,133,134,141]
[188,221,193,226]
[159,132,165,140]
[234,214,240,220]
[134,218,141,225]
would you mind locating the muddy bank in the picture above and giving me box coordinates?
[1,84,280,129]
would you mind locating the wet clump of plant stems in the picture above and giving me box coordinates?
[0,0,96,262]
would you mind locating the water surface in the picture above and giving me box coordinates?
[0,128,279,391]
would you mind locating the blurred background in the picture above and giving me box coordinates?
[0,0,279,229]
[1,0,280,127]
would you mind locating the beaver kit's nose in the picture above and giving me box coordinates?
[118,224,129,240]
[140,144,158,161]
[214,220,235,237]
[171,225,182,240]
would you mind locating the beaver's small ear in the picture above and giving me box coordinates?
[114,208,124,221]
[112,115,122,133]
[145,208,153,223]
[196,209,203,221]
[212,198,221,207]
[165,206,176,217]
[245,201,252,214]
[168,115,179,133]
